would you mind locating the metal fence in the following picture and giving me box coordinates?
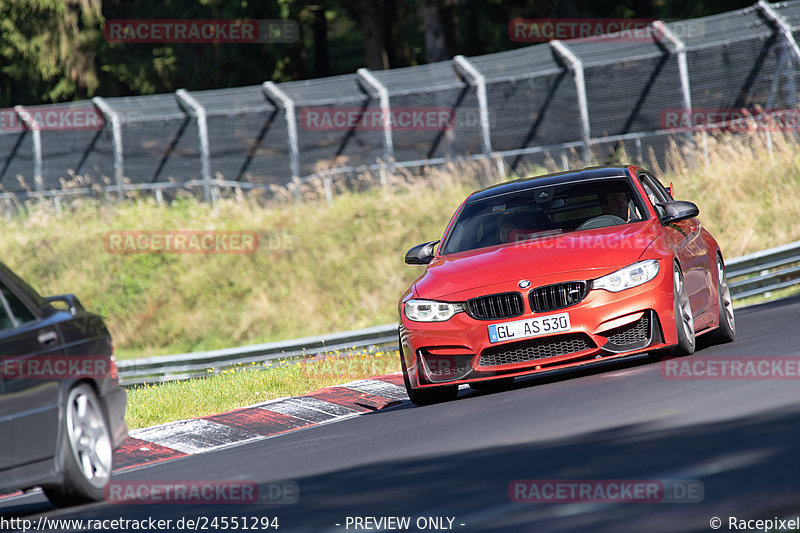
[3,1,800,207]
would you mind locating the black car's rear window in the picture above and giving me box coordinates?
[441,178,648,255]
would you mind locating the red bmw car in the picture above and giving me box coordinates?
[398,165,735,405]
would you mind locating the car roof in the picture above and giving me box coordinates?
[467,166,634,203]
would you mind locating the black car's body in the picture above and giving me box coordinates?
[0,262,127,505]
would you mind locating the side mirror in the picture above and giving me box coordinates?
[405,240,440,265]
[657,201,699,224]
[45,294,84,316]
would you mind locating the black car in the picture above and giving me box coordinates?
[0,262,127,506]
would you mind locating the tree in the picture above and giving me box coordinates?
[0,0,103,104]
[358,0,388,70]
[420,0,447,63]
[308,3,330,77]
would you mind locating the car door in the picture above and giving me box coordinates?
[638,171,712,314]
[0,300,15,471]
[0,277,65,469]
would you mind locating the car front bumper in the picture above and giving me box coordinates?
[400,263,678,389]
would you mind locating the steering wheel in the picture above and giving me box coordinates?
[577,214,626,230]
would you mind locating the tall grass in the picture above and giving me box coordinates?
[662,132,800,258]
[1,133,798,357]
[125,349,401,429]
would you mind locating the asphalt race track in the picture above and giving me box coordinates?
[2,295,800,533]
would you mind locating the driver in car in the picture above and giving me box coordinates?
[600,191,630,221]
[498,220,516,244]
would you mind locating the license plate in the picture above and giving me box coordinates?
[488,312,571,343]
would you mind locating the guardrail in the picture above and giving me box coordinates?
[726,240,800,299]
[117,239,800,386]
[117,323,398,386]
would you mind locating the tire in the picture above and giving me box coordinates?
[669,262,696,356]
[405,381,459,406]
[708,255,736,344]
[399,338,459,406]
[468,377,514,392]
[43,384,113,507]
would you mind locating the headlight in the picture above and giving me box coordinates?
[404,299,464,322]
[593,260,660,292]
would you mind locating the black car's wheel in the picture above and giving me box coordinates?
[468,377,514,392]
[708,255,735,344]
[44,384,113,506]
[670,262,696,356]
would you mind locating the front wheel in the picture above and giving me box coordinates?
[708,255,735,344]
[669,262,696,356]
[399,340,459,406]
[405,381,459,406]
[44,384,113,506]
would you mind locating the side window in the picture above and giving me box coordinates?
[639,173,670,217]
[642,173,672,202]
[0,293,13,331]
[0,284,36,329]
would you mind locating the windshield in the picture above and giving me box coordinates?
[441,178,648,255]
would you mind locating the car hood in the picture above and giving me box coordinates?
[414,219,661,300]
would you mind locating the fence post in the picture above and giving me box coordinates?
[453,55,493,159]
[176,89,217,205]
[13,106,43,199]
[654,21,692,148]
[494,154,507,178]
[357,68,394,188]
[765,128,774,158]
[760,0,800,155]
[263,82,301,199]
[453,55,494,183]
[92,97,125,201]
[759,0,800,63]
[551,40,591,165]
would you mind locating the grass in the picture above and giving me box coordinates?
[125,348,402,429]
[655,131,800,259]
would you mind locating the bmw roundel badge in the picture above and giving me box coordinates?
[518,280,531,289]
